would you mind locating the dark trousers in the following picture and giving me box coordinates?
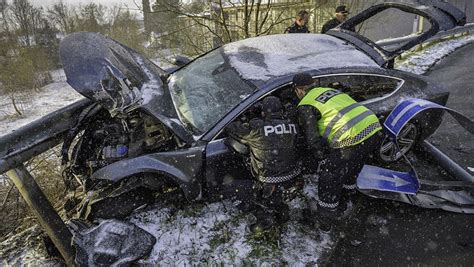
[242,156,303,214]
[317,132,382,209]
[255,178,303,210]
[249,178,303,227]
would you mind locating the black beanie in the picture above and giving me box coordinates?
[292,73,313,87]
[261,96,282,114]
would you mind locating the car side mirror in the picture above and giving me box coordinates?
[224,138,249,155]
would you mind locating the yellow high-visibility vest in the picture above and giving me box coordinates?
[298,87,381,148]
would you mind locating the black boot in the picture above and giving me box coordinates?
[250,206,276,235]
[302,201,340,232]
[316,203,341,233]
[339,187,358,215]
[276,202,290,224]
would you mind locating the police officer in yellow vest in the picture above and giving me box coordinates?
[292,72,383,232]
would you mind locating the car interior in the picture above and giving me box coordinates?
[274,74,403,119]
[221,74,403,144]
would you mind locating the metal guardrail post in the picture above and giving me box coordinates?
[6,164,76,266]
[422,140,474,183]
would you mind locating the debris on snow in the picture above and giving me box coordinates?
[71,219,156,266]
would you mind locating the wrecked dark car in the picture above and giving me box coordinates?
[1,1,474,264]
[0,0,472,224]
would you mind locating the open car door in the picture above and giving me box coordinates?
[326,0,466,68]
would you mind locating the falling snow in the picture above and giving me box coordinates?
[1,35,474,265]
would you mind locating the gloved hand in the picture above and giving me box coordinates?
[225,137,249,155]
[315,138,329,159]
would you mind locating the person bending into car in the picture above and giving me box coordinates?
[226,96,301,234]
[292,72,383,232]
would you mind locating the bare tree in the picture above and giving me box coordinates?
[9,0,42,47]
[143,0,151,35]
[107,8,145,52]
[146,0,299,55]
[47,0,76,34]
[0,50,36,115]
[77,3,106,32]
[0,0,10,33]
[0,0,15,56]
[0,0,57,114]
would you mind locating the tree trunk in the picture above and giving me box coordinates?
[10,94,23,116]
[142,0,151,36]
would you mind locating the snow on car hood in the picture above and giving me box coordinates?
[60,32,194,144]
[60,32,168,115]
[223,34,379,81]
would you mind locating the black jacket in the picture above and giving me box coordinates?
[227,114,299,183]
[321,18,355,34]
[297,105,327,157]
[284,23,310,33]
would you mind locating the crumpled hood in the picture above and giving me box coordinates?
[59,32,193,143]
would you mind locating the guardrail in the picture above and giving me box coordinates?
[376,23,474,51]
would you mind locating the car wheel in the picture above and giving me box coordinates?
[379,122,420,162]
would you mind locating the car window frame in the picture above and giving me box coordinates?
[203,72,404,142]
[330,2,465,65]
[316,73,405,103]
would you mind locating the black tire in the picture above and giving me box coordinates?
[379,122,421,163]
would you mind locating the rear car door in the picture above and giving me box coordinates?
[326,0,466,67]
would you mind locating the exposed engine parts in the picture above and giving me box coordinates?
[61,106,177,194]
[143,114,172,151]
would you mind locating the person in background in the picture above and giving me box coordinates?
[226,96,301,235]
[285,10,311,33]
[321,5,355,33]
[292,72,382,232]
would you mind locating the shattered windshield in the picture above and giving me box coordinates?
[168,48,256,135]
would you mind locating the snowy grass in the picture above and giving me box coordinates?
[1,34,474,265]
[0,78,83,138]
[0,225,61,266]
[125,181,334,265]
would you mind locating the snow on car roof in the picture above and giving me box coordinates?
[223,34,380,81]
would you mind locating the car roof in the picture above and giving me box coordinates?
[221,33,381,84]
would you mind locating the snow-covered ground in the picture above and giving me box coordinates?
[128,190,334,265]
[0,69,83,137]
[1,35,474,265]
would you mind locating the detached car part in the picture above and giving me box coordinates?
[70,219,156,266]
